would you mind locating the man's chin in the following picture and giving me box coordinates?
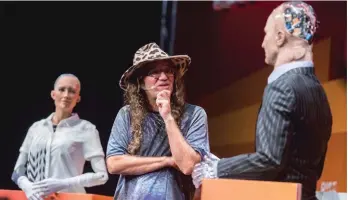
[264,58,274,66]
[155,88,173,94]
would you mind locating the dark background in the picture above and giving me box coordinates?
[0,1,163,196]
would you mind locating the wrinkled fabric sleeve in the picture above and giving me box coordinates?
[185,107,210,159]
[107,107,131,157]
[82,125,105,161]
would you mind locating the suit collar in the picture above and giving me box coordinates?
[268,61,314,84]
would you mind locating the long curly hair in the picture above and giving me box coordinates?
[124,69,186,155]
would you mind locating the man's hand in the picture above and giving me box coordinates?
[32,178,69,197]
[166,156,180,170]
[192,153,220,188]
[156,90,173,121]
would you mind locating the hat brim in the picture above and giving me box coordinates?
[119,55,191,91]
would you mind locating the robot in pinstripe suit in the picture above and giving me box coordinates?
[192,2,332,200]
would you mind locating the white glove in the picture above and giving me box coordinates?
[64,172,106,187]
[192,153,220,188]
[32,172,107,197]
[17,176,43,200]
[31,156,108,197]
[32,178,69,197]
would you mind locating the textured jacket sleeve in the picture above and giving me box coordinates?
[12,123,38,185]
[217,81,296,180]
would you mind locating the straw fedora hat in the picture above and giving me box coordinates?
[119,42,191,91]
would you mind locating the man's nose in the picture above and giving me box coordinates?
[158,72,169,80]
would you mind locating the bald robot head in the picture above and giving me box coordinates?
[273,2,318,44]
[51,73,81,113]
[54,73,81,92]
[262,1,317,67]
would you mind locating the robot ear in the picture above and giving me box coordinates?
[276,30,286,47]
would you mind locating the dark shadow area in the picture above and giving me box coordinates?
[0,1,162,197]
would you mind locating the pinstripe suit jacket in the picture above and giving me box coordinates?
[217,66,332,200]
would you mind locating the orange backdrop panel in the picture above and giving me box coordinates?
[316,131,347,192]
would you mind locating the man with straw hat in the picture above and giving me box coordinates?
[106,42,210,200]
